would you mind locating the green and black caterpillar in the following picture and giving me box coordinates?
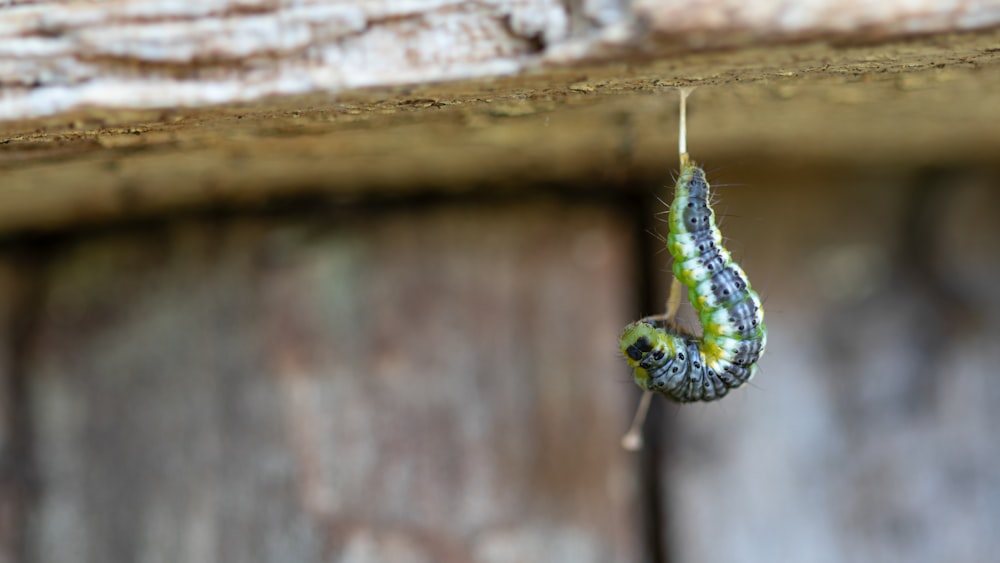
[619,159,767,402]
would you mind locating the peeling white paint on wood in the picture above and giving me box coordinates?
[1,0,998,121]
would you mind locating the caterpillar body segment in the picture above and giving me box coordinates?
[619,161,766,403]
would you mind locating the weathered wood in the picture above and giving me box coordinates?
[1,0,998,121]
[1,1,999,233]
[2,35,1000,235]
[0,252,44,563]
[23,202,642,562]
[0,261,18,563]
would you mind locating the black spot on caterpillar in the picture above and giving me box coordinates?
[619,162,767,402]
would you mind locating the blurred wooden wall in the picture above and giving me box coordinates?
[0,201,645,562]
[0,156,997,562]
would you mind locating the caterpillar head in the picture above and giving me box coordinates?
[619,321,687,392]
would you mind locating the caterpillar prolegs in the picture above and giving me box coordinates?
[619,161,767,402]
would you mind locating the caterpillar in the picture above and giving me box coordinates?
[619,159,767,403]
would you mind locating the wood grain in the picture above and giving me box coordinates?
[2,0,998,121]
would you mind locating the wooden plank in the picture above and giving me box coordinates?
[0,252,44,563]
[2,47,1000,234]
[1,0,998,122]
[1,1,999,237]
[0,261,13,563]
[24,202,644,562]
